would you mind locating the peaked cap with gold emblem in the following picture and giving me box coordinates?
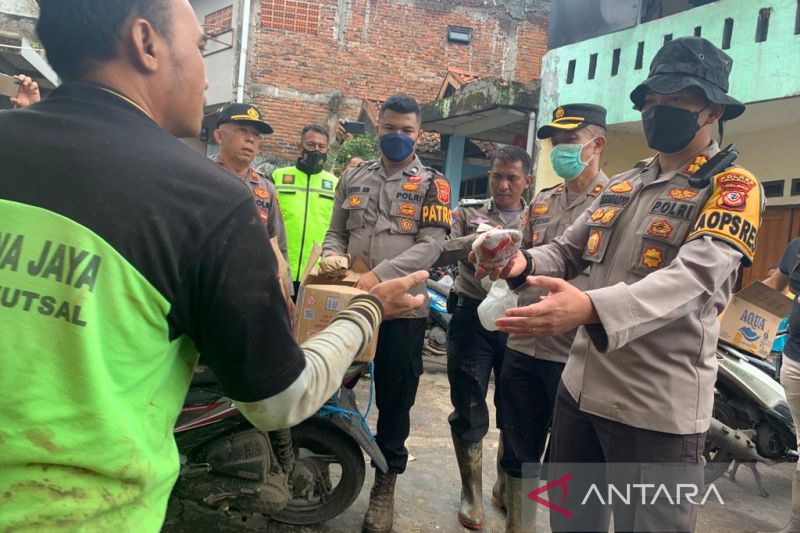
[216,103,273,134]
[536,103,607,139]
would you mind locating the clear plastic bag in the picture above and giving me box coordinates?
[477,280,518,331]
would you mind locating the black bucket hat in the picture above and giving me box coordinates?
[630,36,745,121]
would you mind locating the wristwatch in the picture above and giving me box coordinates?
[507,249,533,292]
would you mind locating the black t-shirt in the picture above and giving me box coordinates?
[0,83,305,401]
[780,238,800,361]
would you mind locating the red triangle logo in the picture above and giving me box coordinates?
[528,472,574,518]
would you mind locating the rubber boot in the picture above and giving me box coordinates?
[362,471,397,533]
[492,433,506,512]
[505,476,537,533]
[782,471,800,533]
[452,432,485,530]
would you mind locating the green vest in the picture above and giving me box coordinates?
[273,166,338,280]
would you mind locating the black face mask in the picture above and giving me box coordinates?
[297,150,326,175]
[642,105,708,154]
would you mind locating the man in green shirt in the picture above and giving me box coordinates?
[0,1,425,530]
[273,124,338,290]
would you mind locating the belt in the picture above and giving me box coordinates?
[457,295,482,310]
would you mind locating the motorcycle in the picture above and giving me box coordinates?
[171,363,386,524]
[423,265,456,357]
[704,342,797,497]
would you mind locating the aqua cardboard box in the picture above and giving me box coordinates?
[718,281,794,358]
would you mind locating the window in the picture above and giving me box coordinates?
[796,0,800,35]
[566,59,576,84]
[262,0,321,35]
[588,53,597,80]
[204,6,233,36]
[640,0,716,23]
[722,18,734,49]
[447,26,473,45]
[611,48,621,76]
[663,33,673,44]
[793,178,800,196]
[755,8,771,42]
[634,42,644,70]
[763,180,785,198]
[694,26,702,37]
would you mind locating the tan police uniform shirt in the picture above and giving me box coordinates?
[323,155,452,319]
[436,197,528,301]
[527,141,764,435]
[507,171,609,363]
[213,156,290,269]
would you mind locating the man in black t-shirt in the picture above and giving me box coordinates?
[0,1,425,530]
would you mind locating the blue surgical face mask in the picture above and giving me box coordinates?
[550,137,598,181]
[380,133,415,163]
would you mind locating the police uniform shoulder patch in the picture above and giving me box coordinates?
[683,154,709,175]
[253,188,270,200]
[589,183,605,197]
[686,166,762,266]
[434,178,452,205]
[641,247,665,270]
[249,168,263,184]
[532,202,550,216]
[420,175,453,232]
[609,181,633,193]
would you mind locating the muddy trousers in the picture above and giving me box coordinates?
[499,349,564,479]
[373,318,427,474]
[548,381,706,533]
[446,301,508,443]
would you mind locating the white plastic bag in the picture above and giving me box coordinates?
[477,280,518,331]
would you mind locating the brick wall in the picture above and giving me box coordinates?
[514,23,549,84]
[204,5,233,36]
[247,0,549,161]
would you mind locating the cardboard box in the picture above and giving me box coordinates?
[294,284,378,362]
[718,281,794,358]
[270,237,293,301]
[293,245,378,362]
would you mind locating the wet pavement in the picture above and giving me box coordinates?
[163,365,794,533]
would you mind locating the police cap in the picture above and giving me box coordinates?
[216,103,273,134]
[537,103,607,139]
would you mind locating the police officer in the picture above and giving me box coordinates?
[213,103,290,270]
[500,104,609,532]
[482,37,763,532]
[432,145,530,530]
[322,93,452,533]
[273,124,338,292]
